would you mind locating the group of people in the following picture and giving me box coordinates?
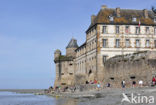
[86,79,112,90]
[86,79,98,84]
[85,80,102,90]
[121,76,156,88]
[121,80,143,88]
[52,85,77,93]
[87,79,144,90]
[49,76,156,93]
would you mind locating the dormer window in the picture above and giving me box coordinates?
[109,16,114,22]
[132,17,137,22]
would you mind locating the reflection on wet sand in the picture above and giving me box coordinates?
[56,98,78,105]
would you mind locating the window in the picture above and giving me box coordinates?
[154,27,156,35]
[125,26,129,34]
[116,26,119,34]
[103,56,107,64]
[154,16,156,23]
[109,16,114,21]
[136,39,140,47]
[110,77,114,80]
[132,17,137,22]
[69,63,73,66]
[61,83,66,85]
[103,39,107,48]
[89,70,92,75]
[154,40,156,48]
[69,73,73,75]
[125,39,130,47]
[146,40,150,48]
[146,27,150,34]
[116,39,120,48]
[136,27,140,34]
[102,26,107,34]
[130,76,136,79]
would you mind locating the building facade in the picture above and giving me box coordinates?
[54,5,156,87]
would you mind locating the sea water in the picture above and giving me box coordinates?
[0,91,126,105]
[0,91,58,105]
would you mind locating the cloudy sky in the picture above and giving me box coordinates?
[0,0,156,89]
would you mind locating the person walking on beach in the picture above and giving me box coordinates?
[107,83,111,88]
[132,81,136,88]
[139,80,143,87]
[152,76,156,86]
[90,80,94,84]
[121,80,126,88]
[94,79,97,84]
[97,82,101,91]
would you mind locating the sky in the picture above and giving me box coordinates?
[0,0,156,89]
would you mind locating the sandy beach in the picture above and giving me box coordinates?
[47,87,156,105]
[0,87,156,105]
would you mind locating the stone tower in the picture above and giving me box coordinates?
[54,39,78,87]
[54,49,62,86]
[66,38,78,57]
[54,49,61,59]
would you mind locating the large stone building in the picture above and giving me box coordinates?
[54,5,156,87]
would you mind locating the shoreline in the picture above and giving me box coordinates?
[0,89,45,94]
[1,87,156,105]
[45,87,156,99]
[1,87,156,99]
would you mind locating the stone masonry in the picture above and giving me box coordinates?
[54,5,156,88]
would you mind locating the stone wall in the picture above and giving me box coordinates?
[54,60,75,87]
[66,48,77,57]
[103,51,156,87]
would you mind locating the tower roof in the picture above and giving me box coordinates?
[66,38,78,48]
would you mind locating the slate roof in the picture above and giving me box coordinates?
[87,8,156,32]
[66,38,79,48]
[75,42,86,52]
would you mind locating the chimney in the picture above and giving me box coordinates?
[116,7,120,17]
[101,5,107,9]
[91,15,96,24]
[143,9,148,18]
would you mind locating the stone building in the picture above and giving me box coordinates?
[54,5,156,87]
[54,38,78,86]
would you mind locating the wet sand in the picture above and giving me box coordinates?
[49,87,156,105]
[1,87,156,105]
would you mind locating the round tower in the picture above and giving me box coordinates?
[66,38,78,57]
[54,49,61,59]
